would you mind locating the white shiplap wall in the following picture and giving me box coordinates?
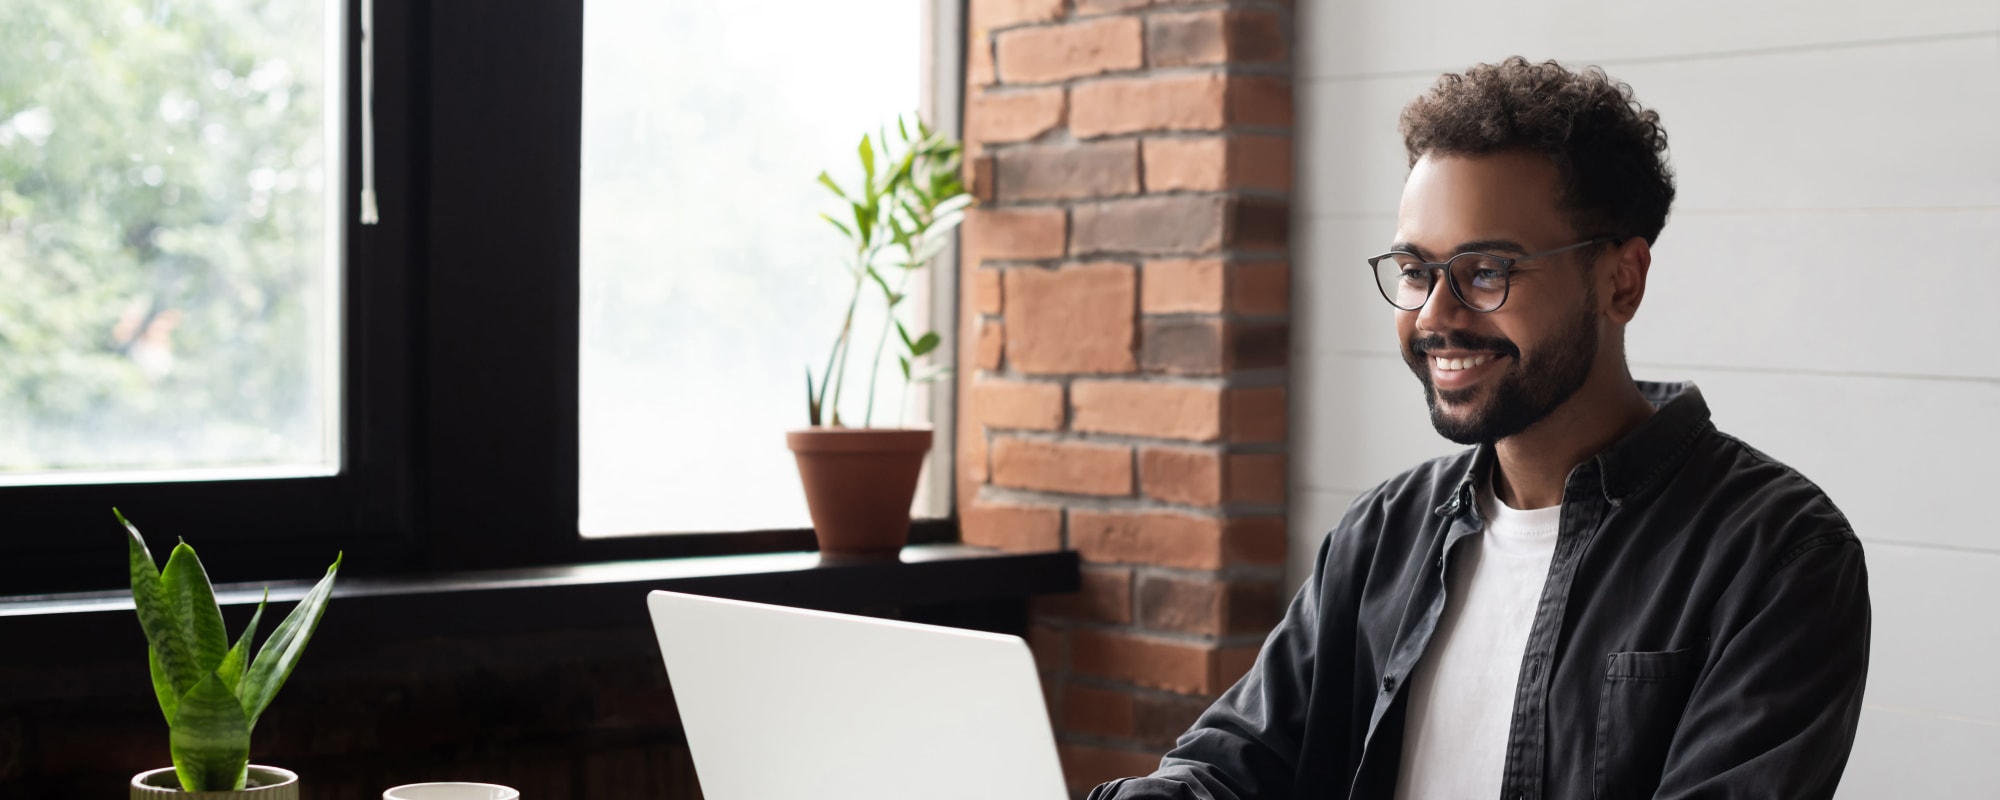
[1290,2,2000,795]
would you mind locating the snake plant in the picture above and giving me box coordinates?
[120,508,340,792]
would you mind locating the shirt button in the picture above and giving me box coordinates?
[1381,676,1397,693]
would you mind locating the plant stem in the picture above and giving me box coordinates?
[816,267,865,426]
[861,268,915,428]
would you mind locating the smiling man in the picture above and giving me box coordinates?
[1088,58,1871,800]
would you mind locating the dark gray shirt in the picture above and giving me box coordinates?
[1089,382,1870,800]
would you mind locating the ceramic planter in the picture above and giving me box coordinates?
[131,766,299,799]
[786,427,932,559]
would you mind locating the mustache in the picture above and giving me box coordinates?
[1410,331,1520,359]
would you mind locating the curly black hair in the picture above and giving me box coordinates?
[1400,57,1676,245]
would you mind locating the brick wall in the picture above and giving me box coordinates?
[954,1,1295,793]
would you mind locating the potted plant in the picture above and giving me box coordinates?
[119,509,341,798]
[793,115,971,559]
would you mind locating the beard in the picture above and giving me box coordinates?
[1403,295,1600,446]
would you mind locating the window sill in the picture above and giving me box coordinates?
[0,543,1081,675]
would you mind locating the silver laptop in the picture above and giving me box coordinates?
[646,590,1070,800]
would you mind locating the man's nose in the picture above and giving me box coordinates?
[1414,271,1477,332]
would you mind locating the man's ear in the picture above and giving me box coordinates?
[1603,237,1650,324]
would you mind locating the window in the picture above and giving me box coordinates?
[0,1,963,594]
[577,0,941,536]
[0,0,341,485]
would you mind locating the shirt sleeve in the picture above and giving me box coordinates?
[1653,529,1871,799]
[1087,531,1337,800]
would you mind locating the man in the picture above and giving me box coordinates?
[1088,57,1870,800]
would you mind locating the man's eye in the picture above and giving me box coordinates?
[1470,269,1506,287]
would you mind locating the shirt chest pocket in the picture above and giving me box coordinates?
[1594,647,1700,799]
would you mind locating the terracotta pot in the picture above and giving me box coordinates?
[786,427,933,560]
[131,766,299,799]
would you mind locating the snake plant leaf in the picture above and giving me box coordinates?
[169,670,251,792]
[122,510,199,723]
[160,541,231,691]
[238,553,341,727]
[216,590,268,693]
[146,645,178,724]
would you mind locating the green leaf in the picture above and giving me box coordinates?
[866,267,898,306]
[806,367,822,426]
[818,212,854,240]
[216,590,267,694]
[896,115,910,141]
[146,645,178,725]
[858,134,876,186]
[169,671,251,792]
[122,510,197,724]
[895,319,916,350]
[816,171,849,200]
[238,553,341,727]
[899,355,911,380]
[933,193,973,219]
[161,541,231,684]
[910,331,942,357]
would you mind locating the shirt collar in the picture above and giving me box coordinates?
[1438,381,1713,517]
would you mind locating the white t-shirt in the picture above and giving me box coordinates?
[1392,478,1561,800]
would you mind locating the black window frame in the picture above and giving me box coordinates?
[1,0,964,597]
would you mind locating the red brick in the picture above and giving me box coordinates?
[1229,260,1289,315]
[1227,319,1289,370]
[993,140,1140,202]
[1132,692,1211,747]
[1141,136,1228,192]
[958,413,989,485]
[964,206,1067,262]
[1074,0,1154,12]
[1145,9,1288,68]
[1028,624,1065,673]
[972,377,1065,431]
[1231,197,1290,253]
[1225,386,1286,442]
[990,436,1133,496]
[1003,263,1137,374]
[1225,452,1287,505]
[1034,564,1134,624]
[1071,380,1223,441]
[975,318,1005,370]
[1069,628,1219,694]
[961,502,1063,552]
[968,30,997,88]
[1070,510,1286,569]
[970,154,997,203]
[1141,317,1225,376]
[1142,258,1226,314]
[1073,195,1227,257]
[1138,575,1283,636]
[1222,516,1287,566]
[1142,135,1291,193]
[1217,645,1262,690]
[1137,573,1226,635]
[966,87,1068,145]
[1071,73,1227,138]
[1139,446,1223,507]
[1059,743,1161,792]
[1069,510,1222,569]
[1060,684,1136,739]
[997,16,1143,84]
[973,267,1004,315]
[972,0,1066,31]
[1230,135,1293,192]
[1227,75,1293,128]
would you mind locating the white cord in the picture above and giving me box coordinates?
[358,0,379,225]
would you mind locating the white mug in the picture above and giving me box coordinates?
[383,783,520,800]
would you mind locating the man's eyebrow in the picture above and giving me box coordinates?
[1385,239,1530,260]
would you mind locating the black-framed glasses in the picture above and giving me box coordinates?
[1367,237,1614,312]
